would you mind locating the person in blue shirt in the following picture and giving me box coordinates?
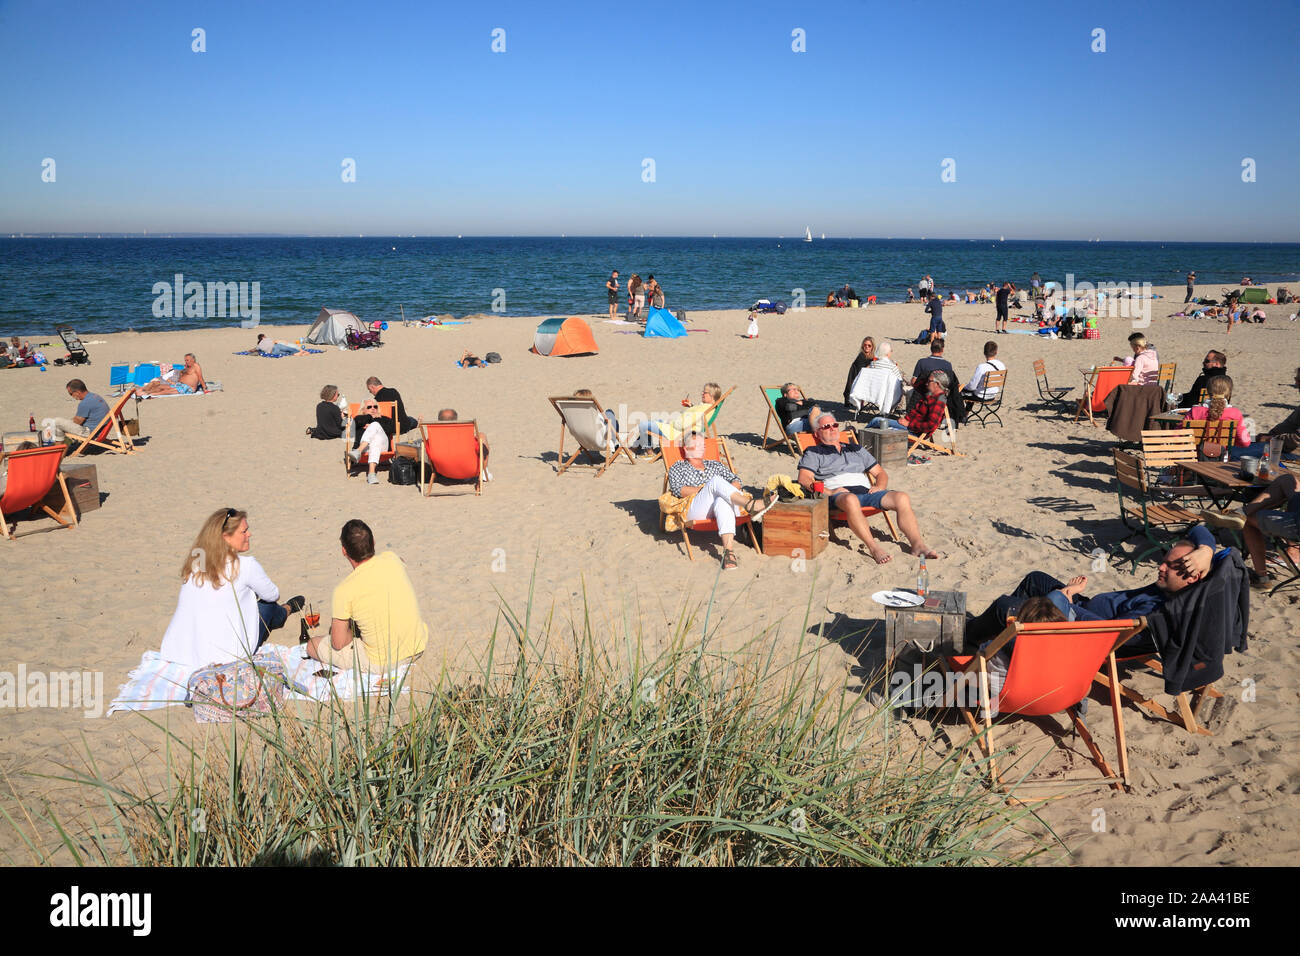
[965,525,1222,655]
[40,378,111,442]
[918,295,946,344]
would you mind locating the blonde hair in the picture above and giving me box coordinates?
[181,509,245,589]
[1205,375,1232,421]
[703,382,723,402]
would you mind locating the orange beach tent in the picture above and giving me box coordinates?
[531,317,598,357]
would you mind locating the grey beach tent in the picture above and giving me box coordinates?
[306,308,365,346]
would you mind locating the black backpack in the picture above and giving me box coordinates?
[387,455,419,486]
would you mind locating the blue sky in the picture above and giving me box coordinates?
[2,0,1297,240]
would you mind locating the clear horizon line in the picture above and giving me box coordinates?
[3,233,1298,245]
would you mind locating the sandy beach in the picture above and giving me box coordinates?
[2,284,1297,865]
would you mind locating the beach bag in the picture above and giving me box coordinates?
[388,454,419,485]
[187,658,287,723]
[658,491,697,532]
[485,352,502,364]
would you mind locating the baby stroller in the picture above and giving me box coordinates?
[345,327,383,349]
[55,325,91,365]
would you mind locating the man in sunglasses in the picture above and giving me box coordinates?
[797,413,941,565]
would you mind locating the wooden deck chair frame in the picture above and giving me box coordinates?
[1093,651,1221,737]
[1073,365,1130,426]
[760,385,801,456]
[66,387,138,457]
[1032,359,1072,411]
[1156,361,1177,393]
[907,405,966,457]
[419,420,484,496]
[1111,449,1201,570]
[793,431,899,543]
[946,617,1144,793]
[643,386,736,463]
[964,369,1007,428]
[549,394,635,477]
[343,401,396,477]
[1,445,78,540]
[659,436,757,560]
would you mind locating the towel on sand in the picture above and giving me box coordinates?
[108,644,411,715]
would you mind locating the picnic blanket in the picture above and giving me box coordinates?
[108,644,411,716]
[233,348,324,358]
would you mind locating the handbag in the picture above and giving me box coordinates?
[187,658,287,723]
[388,454,419,485]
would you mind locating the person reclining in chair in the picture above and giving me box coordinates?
[797,413,941,565]
[965,525,1224,656]
[867,371,951,438]
[141,353,209,395]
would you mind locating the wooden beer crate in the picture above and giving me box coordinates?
[760,497,828,559]
[883,590,967,663]
[857,426,908,469]
[43,461,100,514]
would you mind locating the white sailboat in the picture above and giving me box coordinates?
[804,226,813,243]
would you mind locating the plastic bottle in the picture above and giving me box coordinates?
[1260,449,1270,480]
[916,555,929,598]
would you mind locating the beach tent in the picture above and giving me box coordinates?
[1238,287,1270,304]
[305,307,365,346]
[644,307,687,339]
[531,316,598,357]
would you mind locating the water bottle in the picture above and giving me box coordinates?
[916,555,929,598]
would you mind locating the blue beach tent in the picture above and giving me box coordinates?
[644,307,687,338]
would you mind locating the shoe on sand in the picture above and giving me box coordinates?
[367,473,379,485]
[348,446,363,462]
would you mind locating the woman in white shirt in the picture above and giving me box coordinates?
[160,508,303,670]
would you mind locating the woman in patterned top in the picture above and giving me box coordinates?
[668,432,774,570]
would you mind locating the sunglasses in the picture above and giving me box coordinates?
[817,423,839,430]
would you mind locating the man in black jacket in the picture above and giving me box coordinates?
[352,375,418,447]
[1178,350,1226,408]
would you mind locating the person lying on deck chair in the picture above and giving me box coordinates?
[964,525,1224,655]
[796,412,941,565]
[667,430,774,571]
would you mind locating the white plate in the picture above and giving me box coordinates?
[871,589,924,608]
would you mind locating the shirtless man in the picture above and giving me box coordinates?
[141,353,210,395]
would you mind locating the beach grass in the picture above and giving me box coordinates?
[4,581,1053,867]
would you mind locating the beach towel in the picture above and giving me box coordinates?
[849,366,904,416]
[138,381,224,399]
[233,348,324,357]
[109,644,411,715]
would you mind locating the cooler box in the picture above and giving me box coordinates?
[857,426,908,470]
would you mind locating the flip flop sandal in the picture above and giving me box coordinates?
[286,595,307,614]
[721,549,738,570]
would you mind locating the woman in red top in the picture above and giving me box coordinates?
[1183,375,1250,447]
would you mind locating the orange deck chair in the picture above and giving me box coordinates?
[1,445,78,540]
[66,388,138,457]
[946,617,1146,793]
[419,420,485,496]
[659,437,757,560]
[794,431,899,543]
[343,401,396,477]
[1073,365,1130,426]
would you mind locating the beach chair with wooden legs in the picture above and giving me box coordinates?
[908,406,965,457]
[419,420,485,496]
[66,388,138,457]
[760,386,801,456]
[0,445,78,540]
[343,401,396,477]
[794,431,899,543]
[1138,430,1210,506]
[659,437,757,560]
[549,394,634,477]
[643,386,736,463]
[964,369,1007,428]
[945,617,1144,793]
[1073,365,1130,426]
[1111,449,1201,570]
[1032,359,1072,411]
[1093,550,1248,735]
[1157,361,1177,395]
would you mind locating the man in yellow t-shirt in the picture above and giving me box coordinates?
[306,519,428,671]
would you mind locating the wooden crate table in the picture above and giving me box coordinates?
[883,590,968,665]
[41,461,100,514]
[856,426,908,470]
[760,497,829,559]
